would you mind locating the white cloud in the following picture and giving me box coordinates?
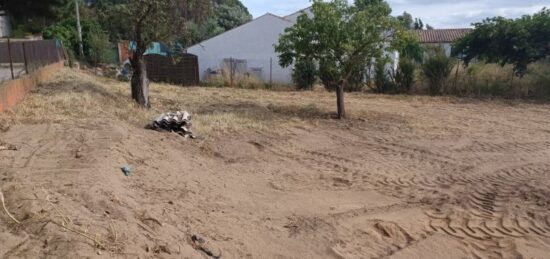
[240,0,549,28]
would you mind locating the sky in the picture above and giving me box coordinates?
[241,0,549,28]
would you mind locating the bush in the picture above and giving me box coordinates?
[373,61,396,93]
[449,62,550,99]
[319,60,365,92]
[319,61,340,91]
[346,67,367,92]
[43,17,114,65]
[292,59,317,90]
[88,30,112,65]
[395,58,415,93]
[422,54,454,95]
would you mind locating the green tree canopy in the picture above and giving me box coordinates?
[453,8,550,76]
[397,11,413,29]
[1,0,69,35]
[275,0,403,119]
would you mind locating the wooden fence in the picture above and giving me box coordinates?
[144,54,199,86]
[0,39,65,82]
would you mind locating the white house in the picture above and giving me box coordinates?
[188,7,457,85]
[0,11,11,38]
[284,7,314,23]
[414,29,472,57]
[187,7,402,85]
[187,13,296,84]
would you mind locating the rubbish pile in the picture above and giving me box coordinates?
[0,140,17,151]
[147,111,196,139]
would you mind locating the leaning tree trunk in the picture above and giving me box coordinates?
[131,54,150,108]
[336,80,346,119]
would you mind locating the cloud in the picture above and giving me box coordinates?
[241,0,549,28]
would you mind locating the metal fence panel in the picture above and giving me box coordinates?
[0,39,64,82]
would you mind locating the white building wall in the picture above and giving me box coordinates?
[284,7,313,23]
[187,14,294,84]
[0,14,11,38]
[442,43,452,57]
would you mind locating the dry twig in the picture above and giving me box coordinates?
[0,189,21,224]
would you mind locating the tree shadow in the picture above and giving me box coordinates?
[194,101,333,122]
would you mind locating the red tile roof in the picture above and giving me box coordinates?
[414,29,472,43]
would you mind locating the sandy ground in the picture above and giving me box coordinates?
[1,69,550,258]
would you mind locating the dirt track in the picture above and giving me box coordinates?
[1,70,550,258]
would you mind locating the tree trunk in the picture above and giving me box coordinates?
[336,80,346,119]
[131,54,150,107]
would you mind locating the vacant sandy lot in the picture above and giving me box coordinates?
[1,69,550,258]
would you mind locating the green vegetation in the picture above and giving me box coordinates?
[422,54,454,96]
[276,0,405,118]
[1,0,69,36]
[43,16,109,64]
[292,59,317,90]
[453,8,550,77]
[9,0,251,63]
[395,58,415,93]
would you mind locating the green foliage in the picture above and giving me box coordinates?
[373,61,395,93]
[319,60,340,91]
[88,30,112,65]
[393,31,423,62]
[2,0,69,34]
[275,0,402,92]
[43,17,110,64]
[180,0,252,46]
[422,54,454,95]
[292,59,317,90]
[413,18,423,30]
[52,0,250,50]
[214,1,252,31]
[453,8,550,77]
[395,58,415,93]
[396,12,413,29]
[443,62,550,99]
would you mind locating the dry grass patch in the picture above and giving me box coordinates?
[4,68,541,138]
[0,69,335,136]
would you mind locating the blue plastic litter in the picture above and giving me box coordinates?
[121,165,132,176]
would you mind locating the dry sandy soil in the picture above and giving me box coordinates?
[1,69,550,258]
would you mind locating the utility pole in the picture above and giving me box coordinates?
[75,0,84,57]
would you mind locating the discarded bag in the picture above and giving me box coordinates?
[147,111,196,138]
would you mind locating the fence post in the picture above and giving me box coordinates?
[230,57,234,87]
[22,42,28,74]
[269,57,273,86]
[7,38,14,80]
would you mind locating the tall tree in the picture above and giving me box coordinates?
[1,0,69,34]
[397,11,413,29]
[275,0,402,119]
[118,0,181,107]
[453,8,550,76]
[413,18,424,30]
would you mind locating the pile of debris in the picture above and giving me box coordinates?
[147,111,196,139]
[0,140,17,151]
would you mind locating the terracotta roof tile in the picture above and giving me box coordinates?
[414,29,472,43]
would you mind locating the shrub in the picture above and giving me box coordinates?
[319,60,365,92]
[319,61,340,91]
[292,59,317,90]
[88,30,113,65]
[346,67,367,92]
[395,58,415,93]
[373,61,396,93]
[43,17,114,65]
[422,54,454,95]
